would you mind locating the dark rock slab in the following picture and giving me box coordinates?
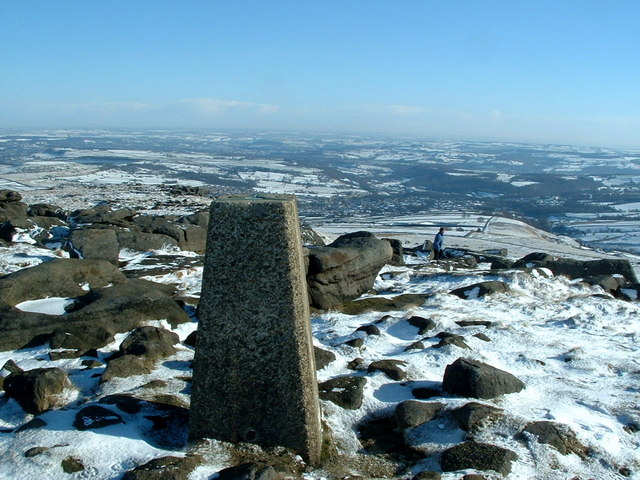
[122,455,203,480]
[443,358,524,399]
[356,324,381,336]
[432,332,470,350]
[318,376,367,410]
[521,421,588,457]
[357,413,421,461]
[216,462,276,480]
[450,281,509,299]
[395,400,444,428]
[441,441,517,476]
[73,405,124,430]
[368,359,407,381]
[340,293,428,315]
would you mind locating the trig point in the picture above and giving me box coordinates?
[189,194,322,465]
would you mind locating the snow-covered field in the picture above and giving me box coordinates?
[0,213,639,479]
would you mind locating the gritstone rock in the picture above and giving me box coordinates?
[442,357,524,399]
[306,231,393,310]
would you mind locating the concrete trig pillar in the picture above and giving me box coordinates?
[189,194,322,465]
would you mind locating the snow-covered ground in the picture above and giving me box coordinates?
[0,215,639,479]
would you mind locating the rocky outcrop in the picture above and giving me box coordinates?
[4,367,74,414]
[442,358,525,399]
[513,252,638,283]
[0,262,189,350]
[306,232,394,310]
[69,228,120,265]
[0,258,125,306]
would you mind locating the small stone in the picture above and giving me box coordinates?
[25,447,48,457]
[347,357,365,370]
[2,359,23,374]
[319,376,367,410]
[356,324,381,336]
[314,346,336,370]
[61,457,84,473]
[368,360,407,381]
[473,333,491,342]
[407,316,436,335]
[405,341,425,351]
[411,471,441,480]
[345,338,365,348]
[395,400,444,428]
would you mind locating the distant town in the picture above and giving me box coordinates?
[1,129,639,254]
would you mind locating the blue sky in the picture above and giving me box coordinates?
[1,1,639,147]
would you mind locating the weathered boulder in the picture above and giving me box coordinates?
[102,355,154,382]
[407,316,436,335]
[4,367,73,414]
[0,190,22,203]
[395,400,444,428]
[116,229,179,251]
[117,326,180,361]
[318,376,367,410]
[451,402,504,431]
[73,205,136,226]
[0,258,125,306]
[122,455,203,480]
[441,441,517,476]
[383,238,405,266]
[306,231,393,310]
[61,457,84,474]
[581,274,626,295]
[490,257,515,270]
[513,252,638,283]
[0,202,29,222]
[450,281,509,299]
[521,421,588,457]
[432,332,470,350]
[28,203,64,218]
[442,358,525,399]
[368,359,407,381]
[0,277,188,351]
[69,228,120,265]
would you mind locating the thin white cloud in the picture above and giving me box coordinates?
[361,103,427,116]
[176,98,280,116]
